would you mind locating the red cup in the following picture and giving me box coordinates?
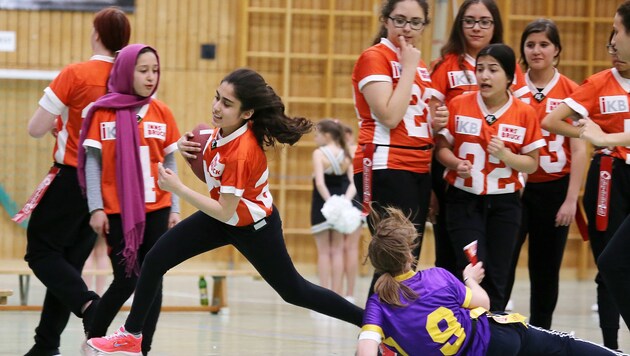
[463,240,478,265]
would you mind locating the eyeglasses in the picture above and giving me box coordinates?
[607,44,617,55]
[388,16,425,30]
[462,17,494,29]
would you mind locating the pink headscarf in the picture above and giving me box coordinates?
[78,44,160,276]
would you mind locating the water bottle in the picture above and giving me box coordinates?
[199,276,209,306]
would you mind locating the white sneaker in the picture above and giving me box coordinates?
[505,299,514,311]
[80,339,95,356]
[591,303,598,312]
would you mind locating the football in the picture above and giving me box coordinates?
[186,123,213,182]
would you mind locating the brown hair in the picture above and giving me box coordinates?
[222,68,313,148]
[519,19,562,70]
[316,119,351,159]
[371,0,431,45]
[367,206,419,307]
[93,7,131,53]
[433,0,503,74]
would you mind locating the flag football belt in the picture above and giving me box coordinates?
[361,143,434,215]
[596,155,613,232]
[13,165,61,224]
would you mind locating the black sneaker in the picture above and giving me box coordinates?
[24,345,61,356]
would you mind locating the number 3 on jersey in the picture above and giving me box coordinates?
[455,142,514,194]
[404,84,430,138]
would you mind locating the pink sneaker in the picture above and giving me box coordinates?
[87,326,142,356]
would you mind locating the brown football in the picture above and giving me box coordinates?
[186,123,213,182]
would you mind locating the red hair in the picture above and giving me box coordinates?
[93,7,131,53]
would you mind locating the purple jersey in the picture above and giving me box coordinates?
[360,268,491,356]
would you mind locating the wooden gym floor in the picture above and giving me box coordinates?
[0,267,629,355]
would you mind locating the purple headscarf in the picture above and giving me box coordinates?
[78,44,160,276]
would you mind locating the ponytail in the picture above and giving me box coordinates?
[367,206,419,306]
[373,272,417,307]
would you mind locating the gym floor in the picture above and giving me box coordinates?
[1,268,629,355]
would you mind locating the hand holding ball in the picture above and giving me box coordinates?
[180,123,212,182]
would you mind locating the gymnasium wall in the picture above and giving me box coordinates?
[0,0,620,276]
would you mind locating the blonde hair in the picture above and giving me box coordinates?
[367,206,419,307]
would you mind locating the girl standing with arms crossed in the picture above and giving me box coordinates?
[436,44,545,311]
[87,68,363,355]
[356,207,624,356]
[429,0,527,276]
[23,7,130,356]
[505,19,586,329]
[79,44,181,355]
[311,119,358,298]
[352,0,448,297]
[542,2,630,348]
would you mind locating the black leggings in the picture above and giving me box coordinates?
[583,155,630,347]
[486,321,622,356]
[599,213,630,332]
[24,164,97,350]
[354,169,432,297]
[87,208,169,354]
[445,188,521,312]
[124,207,363,333]
[506,176,570,329]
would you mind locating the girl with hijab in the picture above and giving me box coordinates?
[79,44,181,355]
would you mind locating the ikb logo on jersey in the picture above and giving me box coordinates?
[448,70,476,88]
[498,124,525,144]
[599,95,629,114]
[99,121,166,141]
[144,122,166,140]
[391,61,402,79]
[455,115,482,136]
[100,122,116,141]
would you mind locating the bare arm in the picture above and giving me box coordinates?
[463,262,489,310]
[312,149,331,201]
[361,36,420,129]
[579,118,630,146]
[28,107,57,138]
[435,135,472,178]
[487,137,539,174]
[344,161,357,200]
[555,137,587,226]
[541,103,580,138]
[429,97,449,133]
[356,339,379,356]
[157,163,240,222]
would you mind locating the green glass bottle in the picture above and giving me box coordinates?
[199,276,209,306]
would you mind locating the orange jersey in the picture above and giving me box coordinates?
[430,53,527,105]
[565,68,630,163]
[441,92,545,195]
[352,38,435,174]
[83,99,180,214]
[515,69,578,182]
[202,123,273,226]
[38,55,114,167]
